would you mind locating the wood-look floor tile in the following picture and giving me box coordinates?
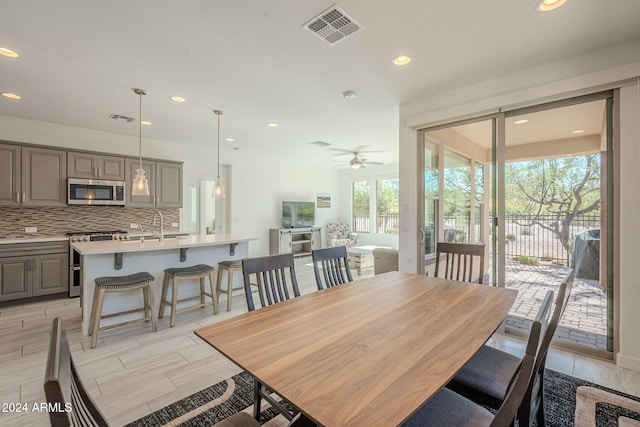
[96,352,187,397]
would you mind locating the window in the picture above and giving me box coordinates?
[424,140,439,254]
[474,161,485,243]
[376,177,399,234]
[444,150,471,243]
[352,179,370,232]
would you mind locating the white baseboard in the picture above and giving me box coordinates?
[617,352,640,373]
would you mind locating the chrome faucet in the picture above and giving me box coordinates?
[152,211,164,241]
[138,223,145,243]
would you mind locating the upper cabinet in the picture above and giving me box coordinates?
[0,143,67,207]
[125,158,183,208]
[68,152,125,180]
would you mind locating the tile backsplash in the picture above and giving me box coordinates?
[0,206,180,238]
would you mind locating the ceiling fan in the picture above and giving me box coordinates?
[329,147,384,169]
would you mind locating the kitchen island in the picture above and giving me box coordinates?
[71,234,257,335]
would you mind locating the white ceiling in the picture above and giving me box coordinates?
[453,100,606,149]
[1,1,640,167]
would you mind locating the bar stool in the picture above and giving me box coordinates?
[89,272,157,349]
[159,264,219,327]
[216,260,244,311]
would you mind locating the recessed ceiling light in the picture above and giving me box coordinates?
[342,90,357,99]
[392,55,411,66]
[141,120,152,126]
[2,92,21,100]
[514,119,529,124]
[0,47,19,58]
[170,96,186,103]
[225,138,235,142]
[536,0,567,12]
[267,123,279,128]
[310,158,317,162]
[571,129,585,134]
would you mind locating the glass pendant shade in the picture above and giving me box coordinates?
[132,88,150,196]
[213,109,225,199]
[214,177,225,199]
[132,168,150,196]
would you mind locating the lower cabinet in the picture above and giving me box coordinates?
[0,241,69,302]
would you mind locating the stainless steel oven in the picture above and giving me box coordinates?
[67,230,130,297]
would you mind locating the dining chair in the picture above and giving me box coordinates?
[402,290,554,427]
[311,246,353,290]
[447,269,575,427]
[212,412,260,427]
[434,242,486,283]
[241,252,301,422]
[242,253,301,312]
[44,317,109,427]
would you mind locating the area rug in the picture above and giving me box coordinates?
[126,370,640,427]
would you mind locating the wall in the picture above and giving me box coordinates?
[338,163,400,249]
[398,44,640,371]
[0,115,342,258]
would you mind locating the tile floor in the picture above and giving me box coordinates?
[0,259,638,427]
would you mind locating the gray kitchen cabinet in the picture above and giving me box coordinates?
[68,152,125,180]
[0,241,69,302]
[156,161,183,208]
[0,256,31,301]
[0,143,21,206]
[0,143,67,207]
[125,158,182,208]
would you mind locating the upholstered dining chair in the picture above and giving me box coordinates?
[434,242,486,284]
[45,317,109,427]
[311,246,353,290]
[241,253,301,422]
[402,290,554,427]
[447,269,575,427]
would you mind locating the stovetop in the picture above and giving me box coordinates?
[67,230,130,242]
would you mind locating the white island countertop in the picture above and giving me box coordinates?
[71,234,257,255]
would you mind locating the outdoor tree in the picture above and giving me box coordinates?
[376,178,400,233]
[505,154,601,260]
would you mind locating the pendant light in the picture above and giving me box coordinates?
[213,109,225,199]
[132,88,150,196]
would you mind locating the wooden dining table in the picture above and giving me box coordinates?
[195,271,517,426]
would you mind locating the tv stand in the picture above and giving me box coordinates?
[270,227,321,258]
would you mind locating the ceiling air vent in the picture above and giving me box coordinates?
[303,5,362,46]
[309,141,331,147]
[108,113,135,123]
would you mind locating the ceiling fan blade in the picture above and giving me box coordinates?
[365,161,384,165]
[328,148,356,154]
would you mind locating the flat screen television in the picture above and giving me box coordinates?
[282,201,315,228]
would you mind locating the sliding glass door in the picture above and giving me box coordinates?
[417,92,614,356]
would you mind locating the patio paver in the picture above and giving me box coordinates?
[502,260,608,351]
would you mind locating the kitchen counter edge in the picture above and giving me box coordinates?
[71,234,257,255]
[0,236,69,245]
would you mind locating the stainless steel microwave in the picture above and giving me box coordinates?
[67,178,126,205]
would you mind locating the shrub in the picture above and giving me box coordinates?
[505,234,516,241]
[517,255,539,265]
[520,227,532,236]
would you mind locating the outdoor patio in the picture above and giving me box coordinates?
[503,260,608,350]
